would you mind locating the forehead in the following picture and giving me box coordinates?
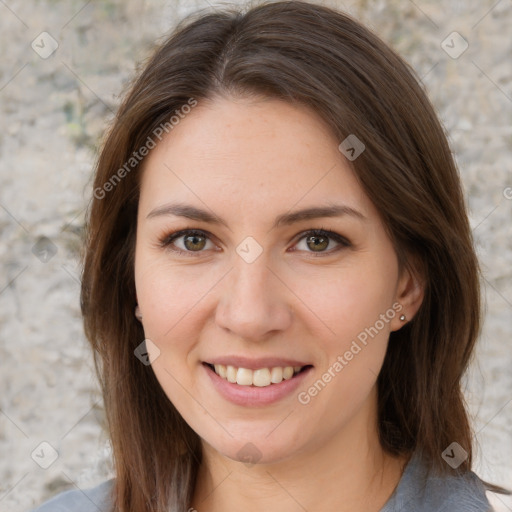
[138,96,373,221]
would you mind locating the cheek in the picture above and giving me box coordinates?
[135,251,216,343]
[135,257,205,401]
[301,257,398,412]
[295,266,394,427]
[291,258,398,349]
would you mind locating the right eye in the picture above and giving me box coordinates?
[159,229,217,256]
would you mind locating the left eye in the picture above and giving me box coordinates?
[293,229,350,254]
[159,228,350,256]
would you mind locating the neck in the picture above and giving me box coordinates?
[191,390,408,512]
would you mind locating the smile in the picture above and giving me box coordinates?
[206,363,309,387]
[202,358,314,406]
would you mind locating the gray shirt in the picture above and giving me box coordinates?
[30,451,492,511]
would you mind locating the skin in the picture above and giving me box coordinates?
[134,95,424,512]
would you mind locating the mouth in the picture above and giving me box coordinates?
[203,362,313,387]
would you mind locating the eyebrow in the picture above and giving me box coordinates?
[146,201,367,229]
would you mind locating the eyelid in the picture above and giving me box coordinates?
[158,228,218,254]
[158,227,351,256]
[291,228,351,254]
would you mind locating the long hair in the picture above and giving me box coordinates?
[80,1,504,510]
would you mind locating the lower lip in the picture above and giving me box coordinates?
[203,363,313,407]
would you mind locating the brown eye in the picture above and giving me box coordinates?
[159,228,351,257]
[182,232,207,251]
[160,229,214,256]
[294,229,351,255]
[305,233,329,251]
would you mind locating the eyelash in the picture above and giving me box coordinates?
[157,227,351,257]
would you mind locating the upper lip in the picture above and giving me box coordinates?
[204,356,312,370]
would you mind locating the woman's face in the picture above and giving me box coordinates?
[134,96,419,465]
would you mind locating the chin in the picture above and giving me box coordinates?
[202,429,306,467]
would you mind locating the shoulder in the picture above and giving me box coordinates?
[381,451,492,512]
[425,470,492,511]
[30,479,115,512]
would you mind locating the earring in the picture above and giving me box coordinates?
[399,314,406,322]
[135,305,143,321]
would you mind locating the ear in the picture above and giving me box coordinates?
[390,257,425,332]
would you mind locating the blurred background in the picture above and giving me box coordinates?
[0,0,510,510]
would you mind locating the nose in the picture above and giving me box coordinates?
[215,252,293,342]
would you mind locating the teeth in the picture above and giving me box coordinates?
[253,368,271,387]
[236,367,253,386]
[216,364,227,379]
[212,364,304,387]
[283,366,294,380]
[270,367,283,383]
[226,365,237,383]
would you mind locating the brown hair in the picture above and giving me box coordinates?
[80,1,506,510]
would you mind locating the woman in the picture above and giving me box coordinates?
[31,1,509,511]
